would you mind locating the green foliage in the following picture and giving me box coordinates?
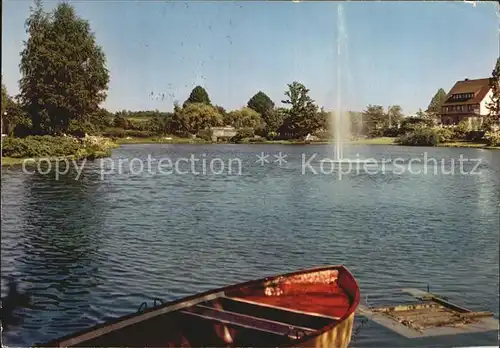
[426,88,447,122]
[1,81,8,117]
[2,135,116,159]
[247,91,275,116]
[19,1,109,135]
[386,105,404,127]
[184,86,211,106]
[2,94,32,137]
[486,58,500,127]
[437,127,454,143]
[230,128,255,143]
[2,135,80,158]
[362,105,386,137]
[280,82,321,138]
[113,114,131,129]
[397,128,440,146]
[349,111,364,137]
[247,91,280,135]
[484,130,500,146]
[399,116,434,134]
[224,107,263,129]
[215,105,227,119]
[454,119,469,139]
[171,103,222,136]
[259,108,286,136]
[415,109,426,118]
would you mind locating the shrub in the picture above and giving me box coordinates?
[484,131,500,146]
[382,127,400,137]
[67,120,98,137]
[437,127,455,143]
[453,120,469,139]
[2,136,80,158]
[397,128,440,146]
[464,130,485,142]
[124,130,155,138]
[197,129,213,142]
[230,128,255,143]
[2,135,117,159]
[102,127,127,138]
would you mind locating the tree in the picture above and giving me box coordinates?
[415,108,426,119]
[247,91,275,116]
[1,81,9,118]
[19,1,109,135]
[486,58,500,128]
[183,86,211,107]
[172,103,222,136]
[1,81,31,136]
[281,82,320,137]
[113,114,130,129]
[362,105,386,137]
[224,107,263,130]
[349,111,364,137]
[262,108,285,135]
[387,105,404,128]
[426,88,447,123]
[247,91,278,135]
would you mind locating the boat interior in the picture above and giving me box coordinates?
[44,267,359,347]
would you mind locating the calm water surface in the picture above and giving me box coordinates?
[2,144,499,346]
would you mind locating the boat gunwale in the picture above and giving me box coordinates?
[38,264,360,347]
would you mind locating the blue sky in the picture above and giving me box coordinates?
[2,1,499,114]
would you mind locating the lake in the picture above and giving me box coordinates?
[1,144,499,346]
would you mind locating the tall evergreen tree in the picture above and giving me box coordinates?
[247,91,277,135]
[486,58,500,124]
[184,86,211,106]
[426,88,447,123]
[247,91,275,116]
[19,1,109,135]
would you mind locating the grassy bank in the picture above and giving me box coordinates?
[115,136,210,144]
[439,141,500,150]
[115,136,398,146]
[1,135,118,166]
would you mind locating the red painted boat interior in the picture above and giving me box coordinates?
[43,266,360,348]
[226,269,352,318]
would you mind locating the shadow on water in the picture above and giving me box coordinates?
[1,162,109,345]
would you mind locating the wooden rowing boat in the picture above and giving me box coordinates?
[39,265,360,347]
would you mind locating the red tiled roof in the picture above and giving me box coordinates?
[443,78,492,105]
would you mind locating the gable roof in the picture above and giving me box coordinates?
[443,78,492,105]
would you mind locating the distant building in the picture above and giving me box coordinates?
[440,78,493,127]
[209,126,237,142]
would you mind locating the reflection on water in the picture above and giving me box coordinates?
[1,145,499,346]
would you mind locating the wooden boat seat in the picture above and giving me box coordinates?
[180,304,316,339]
[201,296,336,330]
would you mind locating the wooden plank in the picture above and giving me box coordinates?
[228,296,340,320]
[400,288,470,313]
[372,303,444,313]
[194,304,316,333]
[206,296,333,330]
[179,309,304,339]
[459,311,494,319]
[430,296,473,313]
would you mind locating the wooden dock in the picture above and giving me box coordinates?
[356,288,499,339]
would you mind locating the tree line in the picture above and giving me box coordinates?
[1,1,499,145]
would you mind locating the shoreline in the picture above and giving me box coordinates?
[3,137,498,167]
[115,136,499,149]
